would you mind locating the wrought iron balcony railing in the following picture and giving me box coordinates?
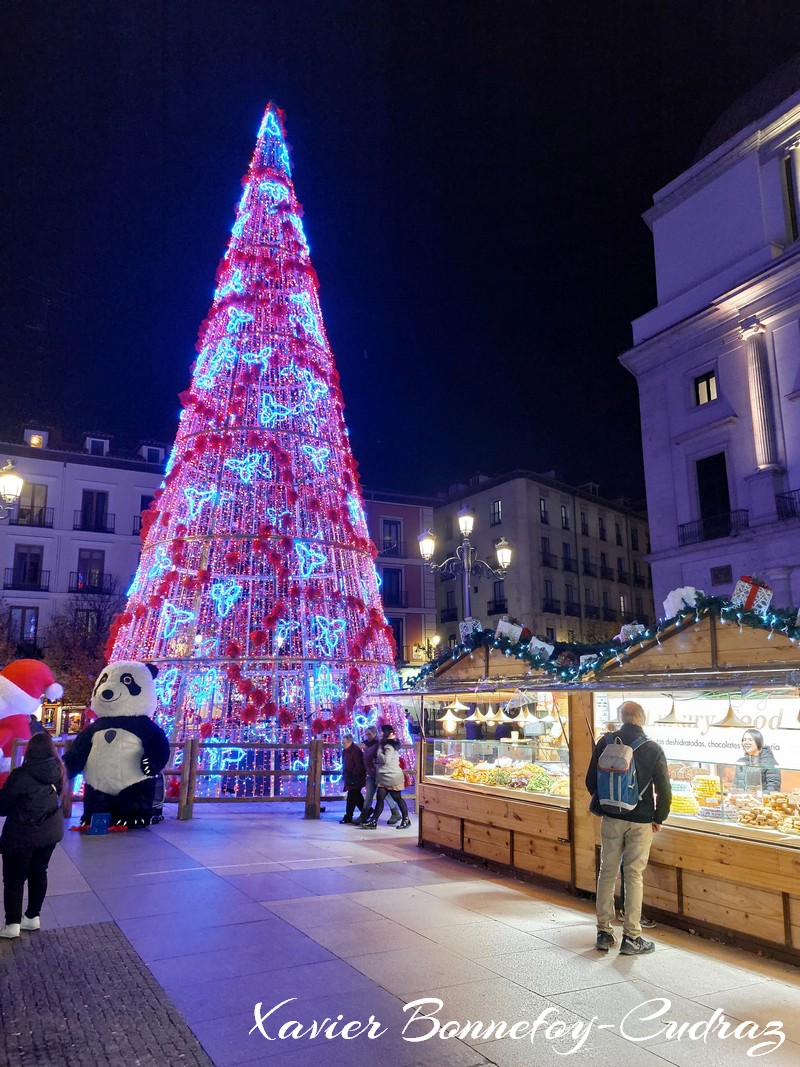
[74,510,116,534]
[562,557,578,573]
[600,565,614,581]
[4,568,50,592]
[541,552,558,568]
[677,509,749,546]
[585,605,600,619]
[382,590,408,608]
[440,607,458,623]
[542,598,561,615]
[487,599,508,616]
[582,561,597,577]
[8,506,54,528]
[69,572,117,594]
[378,540,406,558]
[776,489,800,519]
[564,601,582,617]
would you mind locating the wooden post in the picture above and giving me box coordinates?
[177,740,193,820]
[184,738,199,820]
[570,690,598,893]
[304,740,323,819]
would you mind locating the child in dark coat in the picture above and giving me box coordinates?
[340,734,366,824]
[0,731,65,938]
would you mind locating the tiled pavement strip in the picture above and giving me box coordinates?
[2,804,800,1067]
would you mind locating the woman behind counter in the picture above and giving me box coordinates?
[732,729,781,794]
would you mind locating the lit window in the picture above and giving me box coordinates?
[561,504,569,529]
[490,499,502,526]
[694,371,717,406]
[29,434,43,449]
[539,498,549,524]
[546,627,555,642]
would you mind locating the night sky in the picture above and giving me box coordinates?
[3,2,800,501]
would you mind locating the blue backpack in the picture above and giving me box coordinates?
[596,735,651,813]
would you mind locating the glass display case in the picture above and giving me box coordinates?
[430,737,570,805]
[595,689,800,846]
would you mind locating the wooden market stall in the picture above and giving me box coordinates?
[414,602,800,963]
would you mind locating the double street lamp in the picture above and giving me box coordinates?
[418,507,512,620]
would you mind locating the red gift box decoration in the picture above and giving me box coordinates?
[731,575,773,614]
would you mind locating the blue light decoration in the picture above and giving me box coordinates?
[195,338,237,389]
[346,492,367,533]
[224,451,271,484]
[227,307,254,333]
[231,212,250,239]
[241,345,272,371]
[216,268,245,300]
[301,444,330,473]
[313,615,347,656]
[286,213,310,255]
[193,635,218,658]
[161,603,195,639]
[209,580,243,617]
[295,540,327,578]
[296,367,328,403]
[183,485,217,518]
[260,393,294,428]
[146,545,171,581]
[187,668,220,709]
[311,663,345,706]
[259,179,289,208]
[258,109,291,175]
[265,505,292,527]
[289,292,324,345]
[354,706,379,732]
[153,666,180,705]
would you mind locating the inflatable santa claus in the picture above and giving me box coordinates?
[0,659,63,784]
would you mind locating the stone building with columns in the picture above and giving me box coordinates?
[621,61,800,612]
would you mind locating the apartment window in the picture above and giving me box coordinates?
[86,437,108,457]
[585,586,594,604]
[600,552,608,568]
[75,609,101,635]
[381,519,402,556]
[546,627,556,642]
[543,579,554,599]
[539,498,549,524]
[598,516,606,540]
[784,155,799,242]
[697,452,731,526]
[630,527,639,551]
[490,499,502,526]
[381,567,403,607]
[445,590,456,611]
[541,535,551,555]
[694,370,718,406]
[140,494,154,514]
[602,591,610,609]
[580,511,588,535]
[18,482,48,517]
[80,489,109,531]
[635,597,644,617]
[562,542,572,560]
[492,579,505,606]
[77,548,105,589]
[617,556,625,573]
[560,504,569,530]
[12,545,43,587]
[386,617,404,660]
[565,583,576,603]
[615,523,623,546]
[8,606,38,647]
[582,546,591,565]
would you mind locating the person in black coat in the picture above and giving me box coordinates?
[0,731,65,938]
[732,729,781,793]
[340,734,367,823]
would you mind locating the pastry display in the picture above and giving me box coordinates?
[692,775,722,798]
[437,753,563,796]
[780,815,800,835]
[670,792,701,814]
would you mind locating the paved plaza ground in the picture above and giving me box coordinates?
[2,802,800,1066]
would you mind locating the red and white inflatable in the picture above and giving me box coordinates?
[0,660,63,784]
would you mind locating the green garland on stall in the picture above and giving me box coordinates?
[406,593,800,691]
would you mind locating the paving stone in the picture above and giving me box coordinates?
[0,921,213,1067]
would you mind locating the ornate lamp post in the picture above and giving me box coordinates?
[418,506,512,620]
[0,461,24,519]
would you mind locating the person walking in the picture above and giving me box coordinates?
[356,725,401,825]
[339,733,366,823]
[360,724,411,830]
[0,731,65,938]
[585,700,671,956]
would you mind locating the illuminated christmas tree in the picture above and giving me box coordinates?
[109,103,403,761]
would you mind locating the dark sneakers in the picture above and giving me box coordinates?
[620,935,656,955]
[595,930,616,952]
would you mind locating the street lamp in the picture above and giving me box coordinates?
[0,461,24,518]
[418,506,512,620]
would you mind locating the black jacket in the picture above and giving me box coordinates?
[342,743,366,790]
[732,746,781,793]
[0,756,65,853]
[585,723,672,825]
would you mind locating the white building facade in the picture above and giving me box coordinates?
[0,428,166,654]
[621,73,800,612]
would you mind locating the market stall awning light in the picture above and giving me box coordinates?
[656,699,695,726]
[709,701,752,729]
[446,698,469,712]
[437,708,461,733]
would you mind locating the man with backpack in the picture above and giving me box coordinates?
[585,700,671,956]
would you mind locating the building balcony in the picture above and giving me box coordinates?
[776,489,800,519]
[632,573,646,588]
[599,530,607,541]
[580,523,589,536]
[4,568,50,592]
[585,604,600,619]
[540,511,549,525]
[564,601,582,617]
[378,540,406,558]
[487,598,508,616]
[542,598,561,615]
[382,590,408,609]
[8,506,54,528]
[69,572,117,594]
[582,561,597,577]
[602,607,618,622]
[562,557,578,573]
[440,607,458,623]
[617,569,630,584]
[600,565,614,581]
[541,552,558,568]
[74,510,116,534]
[678,509,749,546]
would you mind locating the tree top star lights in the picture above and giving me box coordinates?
[109,102,404,746]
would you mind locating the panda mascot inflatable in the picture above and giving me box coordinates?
[64,661,170,830]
